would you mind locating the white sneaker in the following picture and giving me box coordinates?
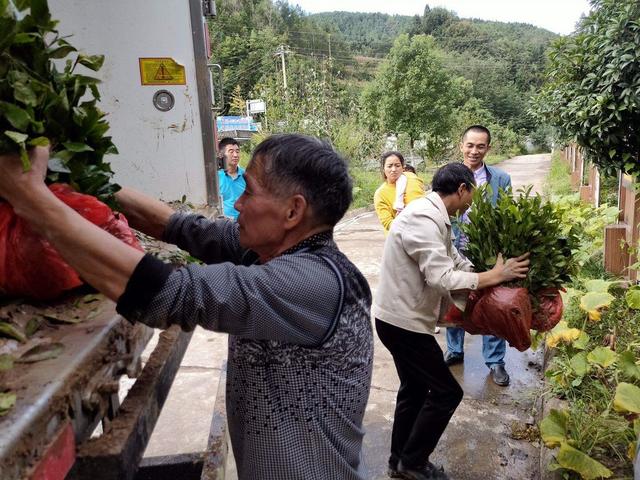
[434,326,441,334]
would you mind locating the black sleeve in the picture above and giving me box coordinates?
[116,254,174,323]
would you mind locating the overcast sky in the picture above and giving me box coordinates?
[291,0,592,35]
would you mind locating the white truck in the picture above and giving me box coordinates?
[0,2,228,479]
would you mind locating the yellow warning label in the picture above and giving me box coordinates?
[139,58,186,86]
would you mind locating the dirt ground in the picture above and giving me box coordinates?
[141,153,553,479]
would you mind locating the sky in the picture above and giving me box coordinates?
[291,0,592,35]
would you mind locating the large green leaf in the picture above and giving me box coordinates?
[570,352,589,376]
[540,408,568,448]
[618,351,640,381]
[586,346,617,368]
[613,382,640,414]
[625,287,640,310]
[573,331,590,350]
[556,442,613,479]
[579,291,614,314]
[583,279,615,293]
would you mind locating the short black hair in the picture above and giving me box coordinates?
[462,125,491,146]
[380,151,405,179]
[403,164,416,174]
[218,137,239,150]
[250,134,353,227]
[431,163,476,195]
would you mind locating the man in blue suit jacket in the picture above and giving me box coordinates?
[446,125,513,386]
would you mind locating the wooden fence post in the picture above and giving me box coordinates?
[604,173,639,280]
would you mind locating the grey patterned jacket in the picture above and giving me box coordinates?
[116,214,374,479]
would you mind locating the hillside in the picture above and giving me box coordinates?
[309,8,558,131]
[308,11,413,57]
[309,9,556,57]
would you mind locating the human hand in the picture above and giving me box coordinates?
[0,146,49,204]
[494,252,530,283]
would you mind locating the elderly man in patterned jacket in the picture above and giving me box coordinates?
[0,134,374,480]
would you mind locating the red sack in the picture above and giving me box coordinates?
[442,290,483,334]
[471,286,532,351]
[443,286,532,352]
[0,183,142,300]
[531,288,564,332]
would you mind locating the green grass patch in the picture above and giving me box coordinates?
[543,151,574,197]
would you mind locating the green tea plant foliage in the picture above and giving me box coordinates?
[0,0,119,203]
[461,186,580,292]
[531,0,640,179]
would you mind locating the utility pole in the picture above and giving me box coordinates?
[274,45,290,93]
[328,33,331,60]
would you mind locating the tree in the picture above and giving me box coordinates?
[361,34,467,161]
[229,85,246,115]
[531,0,640,177]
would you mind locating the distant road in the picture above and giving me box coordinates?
[496,153,552,195]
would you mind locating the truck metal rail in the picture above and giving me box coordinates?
[0,294,227,480]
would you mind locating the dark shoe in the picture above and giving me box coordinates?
[444,351,464,366]
[490,364,510,386]
[397,460,449,480]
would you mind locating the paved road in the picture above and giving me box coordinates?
[141,153,553,479]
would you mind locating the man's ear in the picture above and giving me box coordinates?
[283,194,308,229]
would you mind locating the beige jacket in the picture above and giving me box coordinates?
[372,192,479,334]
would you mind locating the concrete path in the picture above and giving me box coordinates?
[139,153,553,479]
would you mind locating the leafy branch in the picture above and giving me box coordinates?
[0,0,119,205]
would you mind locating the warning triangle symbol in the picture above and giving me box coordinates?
[154,64,173,81]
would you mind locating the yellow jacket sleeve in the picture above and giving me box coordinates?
[374,183,395,234]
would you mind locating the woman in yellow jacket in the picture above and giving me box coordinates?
[374,151,425,234]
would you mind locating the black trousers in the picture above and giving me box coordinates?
[375,319,464,469]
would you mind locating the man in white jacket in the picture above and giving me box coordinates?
[373,163,529,480]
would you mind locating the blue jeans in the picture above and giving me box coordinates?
[445,327,505,367]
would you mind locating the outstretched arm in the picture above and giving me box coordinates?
[115,187,175,240]
[0,147,144,301]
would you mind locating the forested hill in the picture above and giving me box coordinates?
[308,12,412,57]
[309,9,557,58]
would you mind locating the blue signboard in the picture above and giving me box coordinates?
[216,116,258,132]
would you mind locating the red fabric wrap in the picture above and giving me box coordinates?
[0,183,142,300]
[444,286,533,352]
[531,288,564,332]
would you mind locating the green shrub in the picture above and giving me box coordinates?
[462,186,580,292]
[0,0,118,204]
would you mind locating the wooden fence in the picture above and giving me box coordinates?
[561,145,638,280]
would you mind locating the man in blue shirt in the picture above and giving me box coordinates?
[445,125,513,387]
[217,137,245,219]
